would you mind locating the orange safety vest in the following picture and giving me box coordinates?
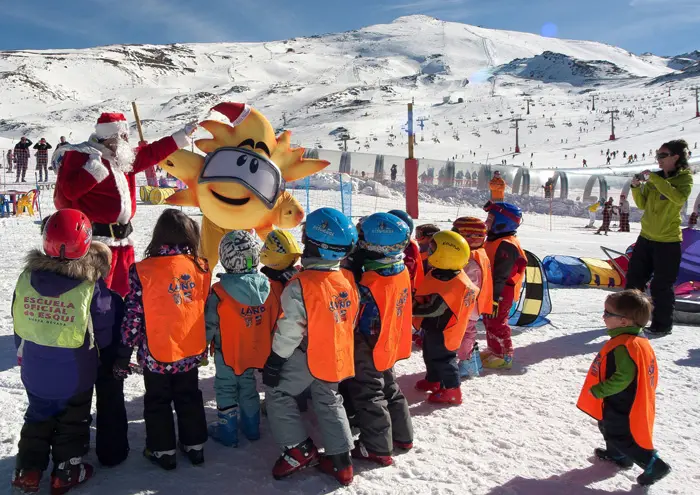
[412,271,477,351]
[407,239,424,291]
[489,178,506,201]
[484,236,526,301]
[292,269,359,382]
[472,248,493,314]
[576,333,657,450]
[268,279,285,313]
[212,283,278,375]
[360,269,412,371]
[137,255,211,363]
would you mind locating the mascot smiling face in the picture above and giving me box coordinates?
[164,102,329,266]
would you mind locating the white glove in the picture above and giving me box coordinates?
[183,122,198,136]
[89,153,102,163]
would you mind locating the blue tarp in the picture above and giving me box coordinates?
[542,255,591,286]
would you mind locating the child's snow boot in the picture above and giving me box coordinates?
[594,448,633,469]
[240,409,260,442]
[482,352,513,370]
[428,387,462,405]
[208,406,239,447]
[272,438,319,480]
[318,451,353,486]
[637,454,671,486]
[459,343,483,378]
[351,441,393,466]
[143,448,177,471]
[393,440,413,452]
[179,443,204,466]
[49,458,93,495]
[415,379,441,393]
[11,469,42,493]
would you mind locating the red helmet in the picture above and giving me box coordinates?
[43,209,92,260]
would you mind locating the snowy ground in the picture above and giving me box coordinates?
[0,198,698,495]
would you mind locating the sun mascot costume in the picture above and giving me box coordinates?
[162,102,330,267]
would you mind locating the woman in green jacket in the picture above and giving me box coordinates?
[626,139,693,336]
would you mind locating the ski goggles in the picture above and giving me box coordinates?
[199,147,285,209]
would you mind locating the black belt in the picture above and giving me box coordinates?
[92,222,133,239]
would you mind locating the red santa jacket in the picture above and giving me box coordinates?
[56,132,188,228]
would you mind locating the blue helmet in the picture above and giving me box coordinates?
[387,209,414,235]
[484,201,523,235]
[358,213,410,258]
[303,207,358,260]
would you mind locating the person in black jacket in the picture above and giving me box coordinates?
[14,137,32,182]
[33,138,52,182]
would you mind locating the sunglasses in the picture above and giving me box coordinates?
[656,152,672,160]
[603,310,625,319]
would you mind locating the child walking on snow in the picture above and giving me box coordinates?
[120,209,211,471]
[577,290,671,486]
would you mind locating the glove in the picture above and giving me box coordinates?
[113,360,132,380]
[88,153,102,164]
[183,122,198,136]
[262,352,287,388]
[486,301,499,319]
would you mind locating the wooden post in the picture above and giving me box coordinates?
[131,101,145,143]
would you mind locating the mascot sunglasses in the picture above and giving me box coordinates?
[200,147,285,209]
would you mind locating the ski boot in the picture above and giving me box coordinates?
[272,438,319,480]
[428,387,462,405]
[240,409,260,442]
[179,443,204,466]
[637,454,671,486]
[351,441,393,467]
[459,343,483,378]
[11,469,42,493]
[415,379,441,393]
[49,458,93,495]
[143,448,177,471]
[482,352,513,370]
[318,451,353,486]
[208,407,239,447]
[594,448,633,469]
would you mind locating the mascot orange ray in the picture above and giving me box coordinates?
[163,102,329,267]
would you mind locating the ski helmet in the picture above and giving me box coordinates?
[303,207,357,261]
[43,209,92,260]
[452,217,487,248]
[387,209,414,235]
[261,229,302,270]
[358,212,410,259]
[218,230,260,273]
[415,223,440,243]
[483,201,522,235]
[428,230,471,271]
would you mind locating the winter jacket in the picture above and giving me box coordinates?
[619,199,630,215]
[33,142,52,153]
[12,243,120,400]
[587,202,600,213]
[590,326,640,400]
[271,257,341,359]
[121,244,208,373]
[14,140,32,151]
[632,168,693,242]
[357,260,406,338]
[486,231,527,301]
[403,239,421,288]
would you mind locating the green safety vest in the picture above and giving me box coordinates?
[13,270,94,349]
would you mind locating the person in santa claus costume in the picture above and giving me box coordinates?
[56,112,197,297]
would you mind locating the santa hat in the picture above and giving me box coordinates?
[212,102,251,126]
[95,113,129,139]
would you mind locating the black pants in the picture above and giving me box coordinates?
[95,354,129,466]
[598,421,654,469]
[143,368,207,452]
[15,161,28,181]
[422,328,459,389]
[625,236,681,330]
[17,389,93,471]
[345,335,413,456]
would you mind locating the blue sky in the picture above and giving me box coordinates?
[0,0,697,56]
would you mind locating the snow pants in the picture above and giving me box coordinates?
[266,348,353,456]
[587,211,596,227]
[104,244,135,298]
[483,286,515,357]
[142,368,207,452]
[598,421,654,469]
[344,335,412,456]
[457,319,479,361]
[422,328,460,389]
[95,345,129,467]
[17,389,93,471]
[213,352,259,419]
[625,237,681,331]
[15,160,28,181]
[36,154,48,182]
[619,213,630,232]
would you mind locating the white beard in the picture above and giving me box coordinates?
[113,139,135,173]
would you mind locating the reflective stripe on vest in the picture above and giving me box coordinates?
[484,236,526,301]
[472,248,493,314]
[360,269,412,371]
[213,283,277,375]
[576,333,658,450]
[13,270,94,349]
[412,271,477,351]
[137,255,211,363]
[292,268,359,382]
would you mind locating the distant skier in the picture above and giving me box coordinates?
[390,164,398,182]
[6,149,13,172]
[14,137,32,182]
[618,195,630,232]
[33,138,52,182]
[587,199,601,228]
[595,198,614,236]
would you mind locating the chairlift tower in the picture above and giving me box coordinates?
[591,94,596,111]
[510,116,525,153]
[692,86,700,118]
[605,109,620,141]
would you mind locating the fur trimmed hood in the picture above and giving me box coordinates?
[25,242,112,282]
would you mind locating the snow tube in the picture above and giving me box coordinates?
[581,257,623,288]
[673,281,700,324]
[140,185,154,202]
[542,255,591,285]
[148,188,175,205]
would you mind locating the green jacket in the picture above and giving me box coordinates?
[631,168,693,242]
[590,326,641,399]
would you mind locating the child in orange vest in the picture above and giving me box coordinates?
[413,231,477,405]
[345,213,414,467]
[205,230,276,448]
[452,217,493,378]
[120,209,211,471]
[260,229,302,304]
[415,223,440,276]
[577,290,671,487]
[388,210,424,292]
[262,207,359,486]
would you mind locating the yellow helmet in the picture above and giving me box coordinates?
[428,230,471,270]
[260,229,302,270]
